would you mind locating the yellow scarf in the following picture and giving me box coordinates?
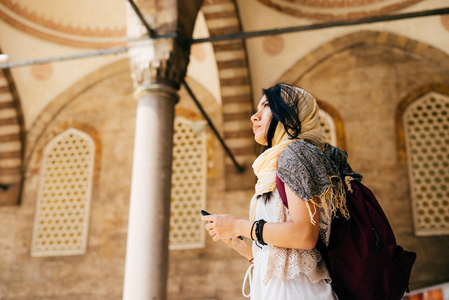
[250,87,323,220]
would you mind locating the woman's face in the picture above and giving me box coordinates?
[251,95,273,146]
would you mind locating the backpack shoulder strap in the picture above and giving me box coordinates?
[276,174,289,208]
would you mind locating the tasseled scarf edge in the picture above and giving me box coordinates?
[303,175,352,226]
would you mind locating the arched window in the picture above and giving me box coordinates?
[319,109,337,146]
[31,128,95,256]
[403,92,449,236]
[169,117,207,250]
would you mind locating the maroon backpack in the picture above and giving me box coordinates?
[277,175,417,300]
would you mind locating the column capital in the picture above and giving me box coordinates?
[128,35,190,92]
[125,0,204,93]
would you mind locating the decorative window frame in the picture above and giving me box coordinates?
[402,90,449,236]
[31,127,96,257]
[169,116,208,250]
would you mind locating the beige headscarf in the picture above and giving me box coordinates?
[250,85,323,220]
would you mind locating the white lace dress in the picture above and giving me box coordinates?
[243,189,337,300]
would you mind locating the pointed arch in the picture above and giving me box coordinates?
[202,0,255,189]
[276,30,449,153]
[278,30,449,84]
[0,51,25,205]
[25,58,129,169]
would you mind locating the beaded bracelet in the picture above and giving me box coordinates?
[248,258,254,264]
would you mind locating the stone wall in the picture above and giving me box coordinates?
[0,66,135,300]
[0,59,257,299]
[288,31,449,289]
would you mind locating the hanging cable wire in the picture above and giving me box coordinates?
[127,0,156,37]
[0,7,448,70]
[183,80,245,173]
[192,7,449,44]
[0,46,128,69]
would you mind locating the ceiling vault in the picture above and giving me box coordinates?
[0,6,448,70]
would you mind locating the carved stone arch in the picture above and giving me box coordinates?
[0,51,25,205]
[277,30,449,157]
[178,76,222,129]
[21,59,137,264]
[278,30,449,84]
[254,0,425,21]
[201,0,255,189]
[25,58,130,170]
[25,59,224,190]
[178,75,223,179]
[0,1,126,48]
[24,60,223,208]
[23,59,132,217]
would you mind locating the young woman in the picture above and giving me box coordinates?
[202,83,358,299]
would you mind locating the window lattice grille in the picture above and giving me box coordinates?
[319,110,337,146]
[169,117,207,250]
[31,128,95,256]
[404,92,449,236]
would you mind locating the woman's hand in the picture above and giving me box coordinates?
[201,184,320,250]
[203,214,253,260]
[202,214,239,241]
[221,237,253,260]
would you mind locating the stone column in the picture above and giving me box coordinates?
[122,23,184,300]
[123,1,203,298]
[123,82,178,300]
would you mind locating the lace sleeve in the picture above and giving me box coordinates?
[264,192,331,285]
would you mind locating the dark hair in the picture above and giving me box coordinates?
[260,84,304,203]
[262,83,302,151]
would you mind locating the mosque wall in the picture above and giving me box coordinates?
[0,58,254,299]
[0,65,135,299]
[290,31,449,289]
[0,0,448,299]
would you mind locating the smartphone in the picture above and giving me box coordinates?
[200,210,244,240]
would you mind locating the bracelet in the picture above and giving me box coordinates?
[259,220,267,245]
[250,221,257,241]
[248,258,254,264]
[255,219,267,246]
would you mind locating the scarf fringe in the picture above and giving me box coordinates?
[303,175,350,225]
[345,176,355,193]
